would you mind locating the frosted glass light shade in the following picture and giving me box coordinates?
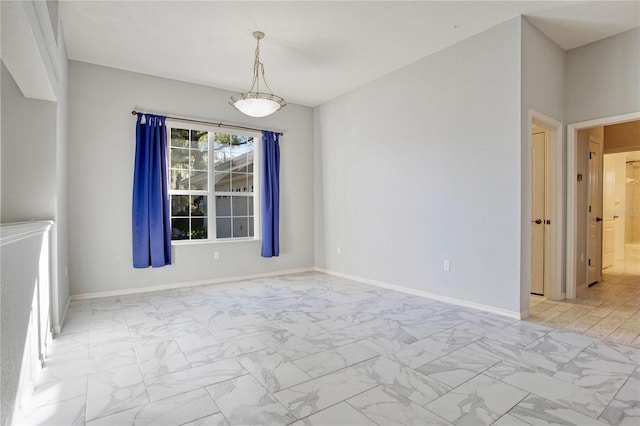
[230,92,286,118]
[232,97,281,118]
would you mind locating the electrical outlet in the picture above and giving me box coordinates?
[214,251,220,260]
[444,260,450,271]
[337,246,341,255]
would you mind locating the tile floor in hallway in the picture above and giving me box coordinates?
[20,272,639,426]
[528,260,640,348]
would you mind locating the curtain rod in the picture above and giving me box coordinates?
[131,110,284,136]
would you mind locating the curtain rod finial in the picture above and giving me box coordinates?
[131,110,137,116]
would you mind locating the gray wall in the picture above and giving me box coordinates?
[1,62,57,221]
[520,19,566,307]
[566,27,640,124]
[53,20,70,328]
[314,18,522,314]
[1,0,70,331]
[67,61,314,295]
[1,2,69,422]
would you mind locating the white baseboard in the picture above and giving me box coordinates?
[69,267,315,301]
[68,266,523,320]
[315,267,522,320]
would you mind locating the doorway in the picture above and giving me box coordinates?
[528,111,563,303]
[567,112,640,299]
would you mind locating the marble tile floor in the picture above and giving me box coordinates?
[18,272,640,425]
[528,260,640,348]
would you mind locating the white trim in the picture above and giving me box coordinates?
[0,221,54,246]
[315,267,522,320]
[566,111,640,299]
[528,110,563,302]
[69,267,315,301]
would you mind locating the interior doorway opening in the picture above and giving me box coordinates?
[567,113,640,299]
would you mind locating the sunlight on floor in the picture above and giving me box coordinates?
[528,260,640,347]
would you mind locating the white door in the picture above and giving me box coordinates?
[531,131,545,295]
[587,136,603,285]
[602,155,616,269]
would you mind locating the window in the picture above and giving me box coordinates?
[168,123,258,242]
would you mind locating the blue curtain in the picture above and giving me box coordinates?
[261,131,280,257]
[132,113,172,268]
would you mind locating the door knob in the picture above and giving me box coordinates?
[532,219,542,224]
[596,217,603,222]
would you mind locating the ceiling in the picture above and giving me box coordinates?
[59,1,640,107]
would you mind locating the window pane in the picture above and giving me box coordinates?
[233,217,248,238]
[190,218,208,239]
[191,196,207,216]
[192,148,208,170]
[247,153,254,173]
[171,169,189,190]
[247,174,254,193]
[214,151,231,170]
[232,173,247,192]
[171,128,189,147]
[190,130,208,147]
[216,196,231,216]
[216,218,232,238]
[232,196,248,216]
[171,195,190,216]
[171,218,189,240]
[249,216,254,237]
[232,154,249,173]
[171,147,190,169]
[191,170,208,191]
[248,196,254,215]
[215,172,231,192]
[215,133,231,146]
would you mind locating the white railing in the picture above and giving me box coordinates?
[0,220,53,426]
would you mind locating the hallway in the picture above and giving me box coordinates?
[528,260,640,347]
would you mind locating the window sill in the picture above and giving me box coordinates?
[171,237,260,246]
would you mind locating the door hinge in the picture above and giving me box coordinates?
[588,205,591,213]
[588,258,591,266]
[589,152,593,159]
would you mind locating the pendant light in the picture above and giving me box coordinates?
[229,31,286,118]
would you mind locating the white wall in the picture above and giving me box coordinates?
[67,61,314,296]
[520,19,566,307]
[314,18,522,314]
[0,226,50,426]
[566,27,640,124]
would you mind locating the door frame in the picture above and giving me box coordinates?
[529,110,563,301]
[566,111,640,299]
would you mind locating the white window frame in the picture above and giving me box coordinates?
[166,119,261,244]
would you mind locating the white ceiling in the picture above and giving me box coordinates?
[59,1,640,107]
